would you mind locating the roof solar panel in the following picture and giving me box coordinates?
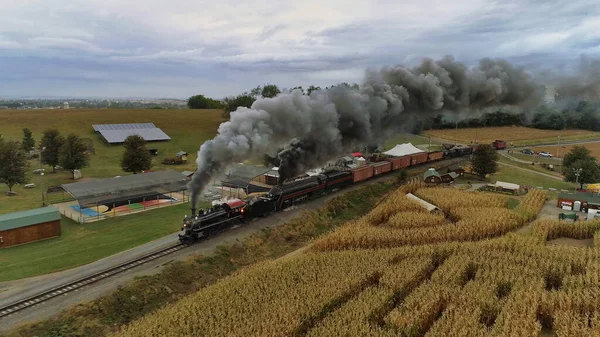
[92,123,156,132]
[98,128,171,144]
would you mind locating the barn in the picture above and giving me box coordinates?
[423,168,442,184]
[0,206,62,248]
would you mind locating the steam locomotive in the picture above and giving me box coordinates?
[179,144,477,243]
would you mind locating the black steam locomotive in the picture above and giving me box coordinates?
[178,170,355,243]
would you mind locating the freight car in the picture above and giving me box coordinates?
[180,147,473,244]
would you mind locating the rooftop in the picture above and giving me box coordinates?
[558,191,600,204]
[221,164,272,188]
[423,168,441,179]
[0,206,61,231]
[62,170,189,207]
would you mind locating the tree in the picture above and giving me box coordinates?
[22,128,35,152]
[291,86,305,94]
[470,144,499,179]
[0,140,28,194]
[120,135,153,174]
[261,84,281,98]
[563,146,595,169]
[59,134,90,179]
[222,94,256,118]
[249,86,262,98]
[307,85,321,95]
[563,159,600,189]
[187,94,223,109]
[39,129,65,173]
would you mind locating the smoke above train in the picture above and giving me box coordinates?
[188,55,544,208]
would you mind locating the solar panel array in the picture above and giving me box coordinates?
[92,123,171,144]
[92,123,155,131]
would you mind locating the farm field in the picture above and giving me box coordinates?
[424,126,600,146]
[0,108,225,214]
[0,202,208,282]
[114,184,600,337]
[531,142,600,160]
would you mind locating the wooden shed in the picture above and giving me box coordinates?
[176,151,189,162]
[0,206,62,248]
[446,164,465,176]
[441,171,459,183]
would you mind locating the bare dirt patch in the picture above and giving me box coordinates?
[546,237,594,248]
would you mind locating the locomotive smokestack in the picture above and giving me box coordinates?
[191,208,196,216]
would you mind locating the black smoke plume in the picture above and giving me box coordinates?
[188,55,543,207]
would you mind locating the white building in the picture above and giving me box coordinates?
[63,102,70,109]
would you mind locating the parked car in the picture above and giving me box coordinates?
[520,149,534,155]
[538,152,553,157]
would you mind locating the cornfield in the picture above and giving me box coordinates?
[114,185,600,337]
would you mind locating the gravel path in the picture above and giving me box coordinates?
[0,172,400,333]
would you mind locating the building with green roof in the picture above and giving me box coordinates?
[423,168,442,184]
[0,206,61,248]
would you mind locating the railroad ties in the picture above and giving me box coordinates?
[0,244,185,319]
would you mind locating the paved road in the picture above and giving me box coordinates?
[0,169,410,333]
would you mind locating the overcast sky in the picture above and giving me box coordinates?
[1,0,599,99]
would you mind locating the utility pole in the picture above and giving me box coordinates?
[574,167,583,190]
[428,136,431,152]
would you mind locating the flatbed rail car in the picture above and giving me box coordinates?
[179,147,472,243]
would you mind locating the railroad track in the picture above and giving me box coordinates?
[0,243,186,319]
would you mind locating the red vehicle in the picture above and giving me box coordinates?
[492,140,506,150]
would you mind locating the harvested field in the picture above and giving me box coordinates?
[424,126,600,146]
[531,142,600,159]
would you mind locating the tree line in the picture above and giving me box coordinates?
[0,129,153,195]
[187,83,358,118]
[190,82,600,134]
[414,100,600,134]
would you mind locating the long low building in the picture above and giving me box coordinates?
[557,191,600,212]
[0,206,62,248]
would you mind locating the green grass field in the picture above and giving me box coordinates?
[0,108,225,214]
[0,202,209,282]
[492,165,574,191]
[497,155,564,176]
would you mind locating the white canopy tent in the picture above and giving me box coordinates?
[383,143,424,157]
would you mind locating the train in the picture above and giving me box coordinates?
[178,144,479,243]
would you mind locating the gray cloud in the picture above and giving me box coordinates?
[1,0,600,98]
